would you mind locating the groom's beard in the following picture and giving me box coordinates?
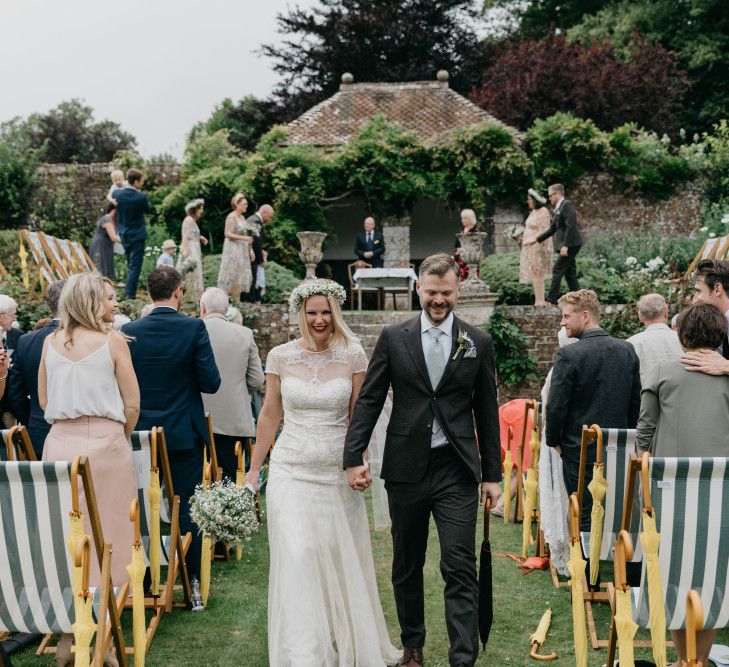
[423,301,454,325]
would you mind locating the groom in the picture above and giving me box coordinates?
[344,253,502,667]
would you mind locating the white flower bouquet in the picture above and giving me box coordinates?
[189,479,261,546]
[180,257,199,275]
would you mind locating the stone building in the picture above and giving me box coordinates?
[280,71,522,280]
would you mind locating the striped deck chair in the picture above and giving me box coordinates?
[38,232,69,280]
[205,413,222,483]
[0,426,37,461]
[686,235,729,276]
[71,240,96,272]
[0,458,129,666]
[512,399,541,523]
[130,428,192,621]
[19,229,56,292]
[606,455,729,666]
[54,237,82,275]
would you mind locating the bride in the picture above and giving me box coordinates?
[246,279,401,667]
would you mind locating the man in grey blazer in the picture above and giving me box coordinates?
[344,254,501,667]
[200,287,264,480]
[546,289,641,530]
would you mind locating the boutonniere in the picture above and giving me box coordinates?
[374,239,380,244]
[452,330,475,361]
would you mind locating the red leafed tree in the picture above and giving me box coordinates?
[470,33,689,133]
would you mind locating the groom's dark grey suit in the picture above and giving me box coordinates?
[343,312,500,666]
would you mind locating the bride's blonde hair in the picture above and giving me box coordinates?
[298,293,356,350]
[58,271,114,347]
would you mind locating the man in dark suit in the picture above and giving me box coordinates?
[354,216,385,268]
[525,183,583,305]
[114,168,151,299]
[6,281,65,456]
[244,203,274,304]
[344,254,501,667]
[546,289,641,530]
[0,295,25,428]
[122,266,221,612]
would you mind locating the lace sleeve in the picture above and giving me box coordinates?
[352,344,369,374]
[265,346,281,375]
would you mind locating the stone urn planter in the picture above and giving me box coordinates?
[296,231,327,279]
[456,231,490,296]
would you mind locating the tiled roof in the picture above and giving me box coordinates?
[281,78,521,147]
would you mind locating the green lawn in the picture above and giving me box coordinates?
[12,494,729,666]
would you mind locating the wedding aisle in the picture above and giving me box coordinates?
[12,494,729,666]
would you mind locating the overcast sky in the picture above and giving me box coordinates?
[0,0,315,158]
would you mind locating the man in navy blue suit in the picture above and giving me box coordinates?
[122,266,221,611]
[7,281,65,456]
[114,168,151,299]
[354,216,385,268]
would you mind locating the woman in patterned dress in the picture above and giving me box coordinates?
[519,189,553,306]
[177,198,207,302]
[217,193,254,300]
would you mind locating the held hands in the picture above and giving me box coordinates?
[682,349,729,376]
[245,468,260,493]
[559,246,569,257]
[364,251,374,259]
[523,239,536,247]
[346,464,372,492]
[480,482,501,508]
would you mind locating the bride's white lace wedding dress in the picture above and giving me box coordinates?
[265,340,401,667]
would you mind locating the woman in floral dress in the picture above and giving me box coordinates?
[177,198,207,302]
[519,189,553,306]
[217,192,254,300]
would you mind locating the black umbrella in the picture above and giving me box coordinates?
[478,498,493,649]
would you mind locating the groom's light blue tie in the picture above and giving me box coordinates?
[426,327,446,440]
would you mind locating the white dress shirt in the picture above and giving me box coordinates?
[627,322,683,385]
[420,310,453,448]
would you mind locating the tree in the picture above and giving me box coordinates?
[481,0,612,37]
[0,119,39,228]
[24,99,136,163]
[262,0,494,121]
[470,33,688,133]
[190,96,285,153]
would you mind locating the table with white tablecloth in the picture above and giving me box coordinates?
[352,267,417,310]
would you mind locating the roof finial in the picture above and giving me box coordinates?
[341,72,354,84]
[436,70,449,84]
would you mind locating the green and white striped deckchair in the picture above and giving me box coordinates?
[0,426,36,462]
[70,240,95,272]
[0,459,128,666]
[37,232,68,281]
[129,429,192,615]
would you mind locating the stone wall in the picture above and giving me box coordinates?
[493,172,703,254]
[240,303,294,363]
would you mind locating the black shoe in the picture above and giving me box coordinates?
[190,577,204,612]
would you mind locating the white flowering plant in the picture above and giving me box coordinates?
[288,279,346,312]
[180,257,199,274]
[189,479,261,546]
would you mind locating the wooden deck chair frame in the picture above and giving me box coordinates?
[19,229,56,294]
[37,231,69,280]
[685,590,705,667]
[1,425,37,461]
[130,427,192,618]
[204,413,222,482]
[31,457,130,665]
[514,399,541,527]
[686,235,729,276]
[53,236,83,275]
[71,239,96,272]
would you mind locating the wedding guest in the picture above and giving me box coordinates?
[122,266,221,612]
[114,168,151,299]
[156,240,177,268]
[7,281,65,456]
[89,202,121,280]
[524,183,583,305]
[217,193,254,299]
[453,209,480,281]
[106,168,128,204]
[177,198,207,302]
[519,189,553,306]
[0,295,23,428]
[200,287,264,479]
[627,293,682,385]
[39,272,139,589]
[354,217,385,268]
[245,204,274,304]
[546,289,640,529]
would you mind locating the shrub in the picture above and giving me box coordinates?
[0,120,39,229]
[483,306,539,388]
[262,261,302,304]
[526,113,609,185]
[704,119,729,203]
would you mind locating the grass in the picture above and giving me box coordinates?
[12,494,729,666]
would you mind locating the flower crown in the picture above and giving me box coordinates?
[288,279,346,312]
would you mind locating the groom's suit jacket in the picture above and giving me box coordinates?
[343,314,501,484]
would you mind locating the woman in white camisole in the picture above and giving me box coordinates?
[39,272,140,591]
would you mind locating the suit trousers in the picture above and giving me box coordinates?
[213,433,251,481]
[124,240,145,299]
[560,444,593,532]
[547,246,581,303]
[166,446,204,580]
[385,445,479,666]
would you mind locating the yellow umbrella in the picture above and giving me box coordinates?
[587,464,607,585]
[615,587,638,667]
[200,463,213,606]
[530,427,540,473]
[568,496,588,667]
[503,426,514,524]
[522,467,538,556]
[640,508,667,667]
[71,537,96,667]
[127,500,146,667]
[235,442,244,561]
[529,608,557,661]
